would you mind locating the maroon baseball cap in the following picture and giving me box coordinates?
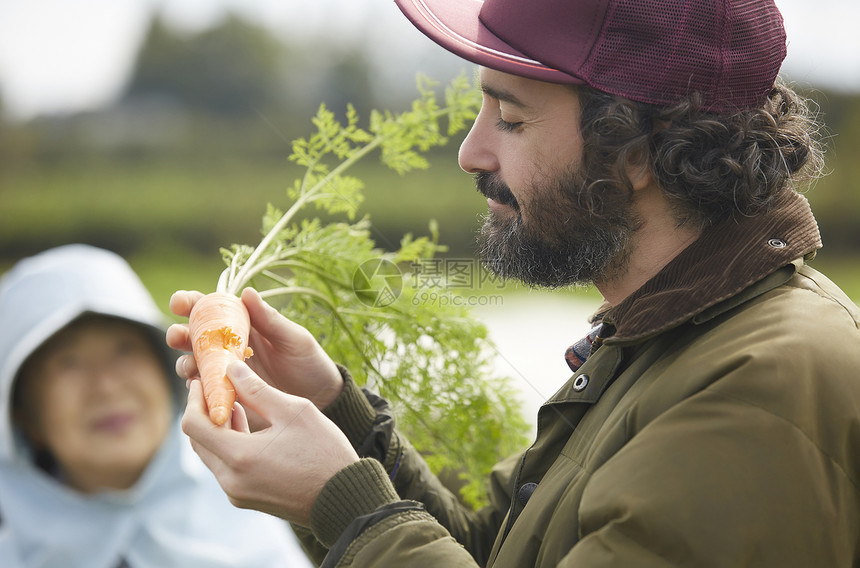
[394,0,787,112]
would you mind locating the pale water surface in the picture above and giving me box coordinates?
[474,292,601,432]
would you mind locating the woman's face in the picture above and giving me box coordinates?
[17,316,173,493]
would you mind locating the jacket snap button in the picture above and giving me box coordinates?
[573,374,589,391]
[767,238,787,248]
[518,482,538,505]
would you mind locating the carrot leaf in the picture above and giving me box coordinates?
[214,73,529,508]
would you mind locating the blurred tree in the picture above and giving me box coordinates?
[123,13,283,116]
[274,45,377,140]
[306,49,374,111]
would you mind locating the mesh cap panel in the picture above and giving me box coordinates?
[581,0,786,111]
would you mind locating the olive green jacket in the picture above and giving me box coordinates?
[300,191,860,567]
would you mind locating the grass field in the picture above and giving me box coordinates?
[0,151,485,313]
[0,151,481,253]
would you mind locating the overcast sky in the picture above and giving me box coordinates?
[0,0,857,120]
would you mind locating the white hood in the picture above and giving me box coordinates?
[0,244,171,462]
[0,245,312,568]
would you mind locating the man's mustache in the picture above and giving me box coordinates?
[474,172,520,211]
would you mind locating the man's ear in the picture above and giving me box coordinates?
[627,118,670,192]
[626,155,654,192]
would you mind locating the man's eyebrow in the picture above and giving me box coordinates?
[480,83,530,110]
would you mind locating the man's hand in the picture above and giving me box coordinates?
[167,287,344,409]
[182,360,359,526]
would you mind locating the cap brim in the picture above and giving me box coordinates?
[395,0,583,85]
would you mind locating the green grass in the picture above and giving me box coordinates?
[0,152,486,315]
[0,151,482,257]
[127,245,227,317]
[807,253,860,301]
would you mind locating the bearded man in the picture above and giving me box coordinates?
[173,1,860,566]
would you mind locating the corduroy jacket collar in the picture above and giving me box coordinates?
[598,190,822,344]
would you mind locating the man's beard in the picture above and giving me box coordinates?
[475,169,638,288]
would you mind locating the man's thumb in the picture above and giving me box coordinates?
[227,360,277,416]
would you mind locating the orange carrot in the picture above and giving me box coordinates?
[188,292,254,425]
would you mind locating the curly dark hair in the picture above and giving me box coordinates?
[576,79,825,228]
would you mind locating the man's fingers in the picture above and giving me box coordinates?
[169,289,205,318]
[242,288,284,335]
[181,380,210,437]
[231,402,252,434]
[228,360,309,423]
[166,323,191,351]
[182,380,236,451]
[167,323,199,382]
[174,353,199,380]
[241,288,309,350]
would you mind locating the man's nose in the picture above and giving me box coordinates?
[458,111,499,174]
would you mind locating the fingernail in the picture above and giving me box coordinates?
[227,360,253,381]
[181,356,194,378]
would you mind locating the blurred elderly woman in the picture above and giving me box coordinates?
[0,244,312,568]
